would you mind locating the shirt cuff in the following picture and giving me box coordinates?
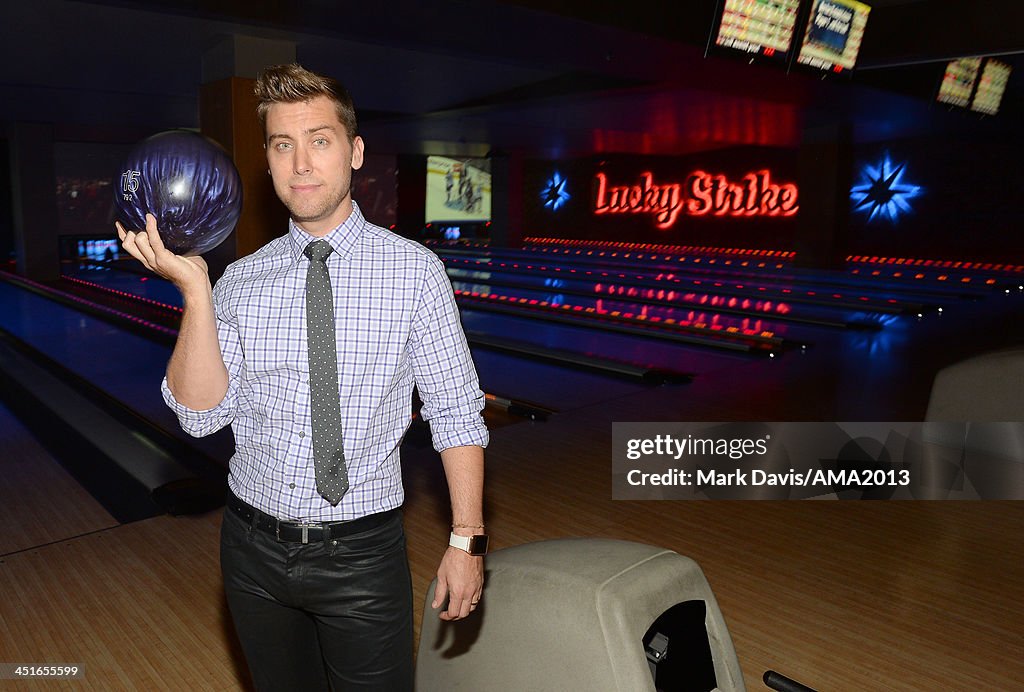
[161,376,233,437]
[431,417,490,453]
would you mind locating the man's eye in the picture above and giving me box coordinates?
[313,138,328,146]
[276,142,292,151]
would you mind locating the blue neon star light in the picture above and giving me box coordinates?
[850,153,923,223]
[541,172,571,211]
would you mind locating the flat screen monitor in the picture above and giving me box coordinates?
[709,0,803,63]
[425,156,491,224]
[971,59,1011,116]
[937,57,982,108]
[794,0,871,73]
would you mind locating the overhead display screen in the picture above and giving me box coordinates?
[712,0,803,61]
[425,156,491,224]
[937,57,982,108]
[970,59,1011,116]
[795,0,871,72]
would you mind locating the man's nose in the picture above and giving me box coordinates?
[293,147,312,175]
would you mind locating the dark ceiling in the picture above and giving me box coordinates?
[2,0,1021,158]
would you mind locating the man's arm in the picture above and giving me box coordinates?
[117,214,228,409]
[408,254,489,620]
[432,444,485,621]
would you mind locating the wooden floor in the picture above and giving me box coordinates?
[3,284,1024,690]
[2,389,1023,691]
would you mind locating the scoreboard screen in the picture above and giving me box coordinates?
[970,59,1011,116]
[794,0,871,73]
[710,0,802,63]
[937,57,982,108]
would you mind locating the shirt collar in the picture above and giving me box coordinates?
[287,201,365,263]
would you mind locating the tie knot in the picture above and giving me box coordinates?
[304,240,333,263]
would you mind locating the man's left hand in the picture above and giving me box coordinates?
[432,546,484,621]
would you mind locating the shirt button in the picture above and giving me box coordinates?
[289,483,296,489]
[298,431,305,438]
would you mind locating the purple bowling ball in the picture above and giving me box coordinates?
[115,130,242,256]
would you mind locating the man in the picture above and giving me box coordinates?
[117,63,488,691]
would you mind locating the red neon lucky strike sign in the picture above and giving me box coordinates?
[593,170,799,229]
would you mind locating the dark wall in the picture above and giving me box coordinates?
[396,154,427,239]
[353,153,397,230]
[54,141,131,237]
[0,138,12,263]
[847,131,1024,264]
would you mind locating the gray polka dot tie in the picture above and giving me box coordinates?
[304,240,348,505]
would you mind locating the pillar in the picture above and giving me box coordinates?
[794,121,853,269]
[8,122,60,280]
[489,149,524,248]
[199,36,296,279]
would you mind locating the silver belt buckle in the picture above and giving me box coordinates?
[296,522,321,544]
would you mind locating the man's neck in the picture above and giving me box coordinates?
[294,200,355,237]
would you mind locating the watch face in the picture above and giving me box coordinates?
[468,535,489,555]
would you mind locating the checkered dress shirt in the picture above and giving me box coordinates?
[163,203,488,521]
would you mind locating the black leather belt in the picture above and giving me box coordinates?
[226,489,398,544]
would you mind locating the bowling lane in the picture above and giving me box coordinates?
[0,398,119,555]
[444,240,1019,298]
[437,252,918,315]
[63,260,184,308]
[445,264,878,330]
[436,242,1021,315]
[7,269,671,418]
[461,307,751,379]
[470,349,664,412]
[453,279,798,346]
[0,279,232,460]
[69,256,784,354]
[63,260,711,372]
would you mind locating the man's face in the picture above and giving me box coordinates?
[265,95,364,236]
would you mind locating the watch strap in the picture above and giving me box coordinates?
[449,531,489,555]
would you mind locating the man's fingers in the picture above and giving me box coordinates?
[432,575,449,610]
[435,547,484,620]
[446,594,462,620]
[132,225,158,266]
[145,213,167,252]
[434,581,474,621]
[116,221,154,271]
[439,580,479,620]
[440,594,475,621]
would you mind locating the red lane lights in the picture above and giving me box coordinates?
[523,237,796,261]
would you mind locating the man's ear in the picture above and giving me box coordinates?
[351,136,365,171]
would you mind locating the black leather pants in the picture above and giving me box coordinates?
[220,505,414,691]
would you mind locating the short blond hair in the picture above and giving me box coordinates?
[255,63,358,141]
